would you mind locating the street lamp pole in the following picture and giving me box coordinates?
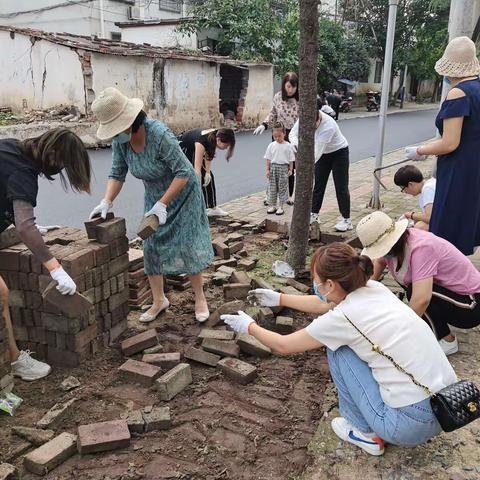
[369,0,399,210]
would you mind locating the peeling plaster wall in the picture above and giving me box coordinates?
[121,25,198,49]
[161,59,222,131]
[242,65,274,127]
[0,31,86,112]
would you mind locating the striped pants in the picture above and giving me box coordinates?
[267,164,289,206]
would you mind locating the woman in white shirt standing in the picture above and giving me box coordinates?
[289,110,351,232]
[221,243,456,456]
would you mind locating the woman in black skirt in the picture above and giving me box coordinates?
[178,128,235,216]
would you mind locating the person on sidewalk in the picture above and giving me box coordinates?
[394,165,436,230]
[254,72,299,205]
[90,88,213,324]
[406,37,480,255]
[0,128,91,380]
[178,127,235,217]
[222,242,456,456]
[289,110,352,232]
[326,90,342,121]
[264,123,294,216]
[357,211,480,356]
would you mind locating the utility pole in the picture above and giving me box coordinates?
[400,65,407,109]
[99,0,106,39]
[369,0,399,210]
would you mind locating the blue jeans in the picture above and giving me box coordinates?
[327,346,442,447]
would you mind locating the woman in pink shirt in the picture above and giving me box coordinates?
[357,212,480,356]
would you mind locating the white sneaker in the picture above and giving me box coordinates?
[335,218,353,232]
[331,417,385,456]
[439,336,458,356]
[207,207,229,217]
[275,207,285,215]
[11,350,52,381]
[310,213,320,225]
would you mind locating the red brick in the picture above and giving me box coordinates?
[109,254,129,278]
[142,352,180,370]
[24,432,77,475]
[61,249,95,277]
[217,357,258,385]
[230,271,252,285]
[155,363,192,401]
[198,329,235,341]
[121,329,158,356]
[95,218,127,244]
[77,420,130,455]
[6,272,19,290]
[66,324,98,353]
[108,288,129,312]
[236,333,271,358]
[137,215,159,240]
[213,258,238,271]
[118,359,161,386]
[225,233,244,244]
[223,283,250,300]
[0,226,20,249]
[18,272,29,290]
[84,212,114,239]
[205,300,245,328]
[47,345,91,367]
[212,240,230,260]
[109,318,128,344]
[201,338,239,357]
[110,236,129,257]
[90,242,111,266]
[41,313,81,334]
[142,406,171,432]
[238,259,257,271]
[19,250,32,273]
[0,250,19,271]
[184,346,220,367]
[229,241,244,254]
[42,282,93,319]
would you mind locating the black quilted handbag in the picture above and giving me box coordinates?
[342,311,480,433]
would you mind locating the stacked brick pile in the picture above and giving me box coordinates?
[0,299,13,394]
[128,249,152,309]
[0,217,130,367]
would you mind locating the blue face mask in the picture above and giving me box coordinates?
[313,282,330,302]
[115,131,131,144]
[444,77,451,85]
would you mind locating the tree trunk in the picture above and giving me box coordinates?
[285,0,319,273]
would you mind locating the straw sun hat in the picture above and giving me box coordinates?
[356,211,409,259]
[92,87,144,140]
[435,36,480,78]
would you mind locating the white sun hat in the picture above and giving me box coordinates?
[435,36,480,78]
[92,87,144,140]
[356,211,409,259]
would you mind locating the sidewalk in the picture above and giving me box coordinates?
[339,101,439,121]
[221,146,433,230]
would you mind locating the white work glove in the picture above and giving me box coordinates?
[36,225,61,235]
[89,199,112,220]
[253,124,266,136]
[405,147,427,161]
[221,310,256,333]
[50,267,76,295]
[203,172,212,187]
[247,288,281,307]
[145,201,167,226]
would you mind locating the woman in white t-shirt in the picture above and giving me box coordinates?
[394,165,436,230]
[221,242,456,457]
[289,110,351,232]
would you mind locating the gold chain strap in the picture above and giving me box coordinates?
[341,311,433,396]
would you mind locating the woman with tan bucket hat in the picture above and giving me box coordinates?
[405,36,480,255]
[357,211,480,356]
[89,87,213,323]
[222,242,456,456]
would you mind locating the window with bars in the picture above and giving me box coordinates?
[159,0,182,13]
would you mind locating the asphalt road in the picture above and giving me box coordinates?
[36,109,437,238]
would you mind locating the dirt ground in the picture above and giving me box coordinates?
[0,227,331,480]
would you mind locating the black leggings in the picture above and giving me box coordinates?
[406,284,480,339]
[311,146,350,218]
[201,167,217,209]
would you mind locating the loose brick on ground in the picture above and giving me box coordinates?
[11,426,55,446]
[252,277,275,290]
[198,329,235,341]
[213,258,237,270]
[224,283,250,300]
[118,359,162,386]
[275,316,294,334]
[184,346,220,367]
[286,278,311,294]
[238,259,257,271]
[236,333,271,358]
[121,410,145,434]
[228,241,244,254]
[37,399,77,429]
[258,307,274,324]
[225,233,244,244]
[212,240,230,260]
[137,215,159,240]
[121,329,158,356]
[217,357,258,385]
[205,300,245,328]
[231,271,252,285]
[77,420,131,455]
[155,363,192,401]
[217,265,235,276]
[279,286,302,296]
[142,352,181,370]
[24,432,77,475]
[0,463,17,480]
[143,344,163,354]
[201,338,240,357]
[143,406,171,432]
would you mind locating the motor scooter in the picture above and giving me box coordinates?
[366,91,380,112]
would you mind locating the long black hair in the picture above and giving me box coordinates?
[205,128,235,161]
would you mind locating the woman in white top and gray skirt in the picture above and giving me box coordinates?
[221,242,456,456]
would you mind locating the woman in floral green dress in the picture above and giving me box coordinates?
[90,88,213,323]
